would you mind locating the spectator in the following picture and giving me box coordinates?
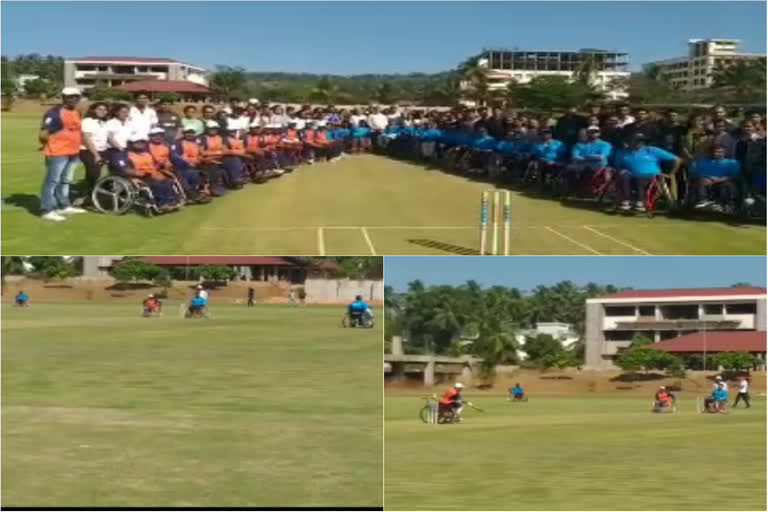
[616,104,635,128]
[683,115,714,162]
[181,105,204,136]
[554,106,587,147]
[657,109,687,155]
[154,99,181,144]
[79,101,110,203]
[129,92,158,139]
[733,377,751,408]
[713,119,737,158]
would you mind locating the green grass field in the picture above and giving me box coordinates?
[385,393,766,510]
[1,302,382,508]
[2,114,765,255]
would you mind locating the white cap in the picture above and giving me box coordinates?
[249,120,261,128]
[61,87,81,96]
[659,386,666,390]
[148,293,154,297]
[205,120,220,128]
[248,98,260,104]
[197,285,203,289]
[149,127,165,135]
[128,134,148,142]
[454,382,464,389]
[715,375,722,380]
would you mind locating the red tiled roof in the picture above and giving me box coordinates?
[601,287,766,300]
[137,256,294,266]
[652,331,767,353]
[114,80,210,94]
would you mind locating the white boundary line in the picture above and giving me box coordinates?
[544,226,601,255]
[317,227,325,256]
[583,225,652,255]
[360,227,377,255]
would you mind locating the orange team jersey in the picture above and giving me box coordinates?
[149,142,172,171]
[245,134,264,152]
[127,151,163,179]
[439,388,460,405]
[226,136,245,155]
[263,134,280,149]
[204,135,224,157]
[315,132,329,146]
[43,107,82,156]
[656,391,671,403]
[283,129,300,143]
[180,140,201,166]
[303,129,316,144]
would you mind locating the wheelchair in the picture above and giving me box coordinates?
[91,173,185,216]
[698,397,729,414]
[651,400,677,413]
[342,310,374,328]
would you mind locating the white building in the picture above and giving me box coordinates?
[646,39,766,91]
[63,57,208,91]
[585,286,767,368]
[467,48,630,101]
[515,322,580,361]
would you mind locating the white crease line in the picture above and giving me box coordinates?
[583,225,652,255]
[360,227,377,255]
[317,227,325,256]
[544,226,601,255]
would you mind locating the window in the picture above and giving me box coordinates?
[77,65,96,71]
[150,66,168,72]
[136,66,149,72]
[661,304,699,319]
[704,304,723,315]
[638,305,655,317]
[725,303,757,314]
[605,306,636,316]
[605,330,634,341]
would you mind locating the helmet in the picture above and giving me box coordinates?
[659,386,665,390]
[454,382,464,389]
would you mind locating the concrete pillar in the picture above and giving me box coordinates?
[424,360,435,387]
[391,362,405,380]
[756,298,766,331]
[584,302,605,368]
[654,331,660,343]
[391,336,404,356]
[461,364,473,386]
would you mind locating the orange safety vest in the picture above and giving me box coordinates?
[439,388,459,405]
[284,129,299,142]
[127,151,161,179]
[226,136,245,155]
[180,140,200,166]
[44,107,82,156]
[245,134,263,151]
[263,134,279,148]
[315,132,329,145]
[204,135,224,156]
[303,129,316,143]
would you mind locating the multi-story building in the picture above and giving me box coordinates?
[584,286,767,368]
[63,57,208,91]
[467,47,630,101]
[645,39,766,91]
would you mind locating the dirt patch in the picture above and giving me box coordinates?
[386,368,766,395]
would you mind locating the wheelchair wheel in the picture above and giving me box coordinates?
[91,175,136,214]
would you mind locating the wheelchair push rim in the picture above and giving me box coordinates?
[92,175,136,215]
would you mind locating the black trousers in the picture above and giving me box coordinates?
[733,392,751,408]
[247,296,255,307]
[79,149,108,196]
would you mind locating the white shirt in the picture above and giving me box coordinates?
[617,115,635,128]
[350,115,365,127]
[106,118,134,151]
[738,380,748,393]
[198,289,208,300]
[226,116,249,137]
[293,118,306,130]
[713,381,728,392]
[129,106,158,138]
[81,117,109,152]
[368,113,389,131]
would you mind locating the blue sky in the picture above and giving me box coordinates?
[1,1,764,74]
[384,256,767,292]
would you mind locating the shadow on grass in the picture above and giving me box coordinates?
[407,238,478,255]
[3,193,40,215]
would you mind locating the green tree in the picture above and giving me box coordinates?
[518,76,598,110]
[26,256,79,280]
[110,260,170,287]
[156,92,182,103]
[711,59,766,101]
[22,78,59,99]
[210,66,248,98]
[198,264,236,282]
[308,76,340,104]
[617,348,682,373]
[711,351,759,371]
[86,81,132,101]
[630,333,654,348]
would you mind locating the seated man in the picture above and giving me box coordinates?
[532,129,566,189]
[468,126,498,174]
[567,126,613,196]
[438,382,464,421]
[113,135,183,211]
[221,125,249,188]
[654,386,675,408]
[705,383,729,412]
[279,121,304,169]
[172,126,227,197]
[188,292,208,316]
[613,133,681,212]
[689,144,741,212]
[142,293,161,315]
[418,122,441,160]
[348,295,371,325]
[15,290,29,307]
[509,382,524,400]
[201,120,237,190]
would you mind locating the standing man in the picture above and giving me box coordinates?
[154,99,181,144]
[38,87,87,221]
[247,287,255,307]
[368,106,390,150]
[197,284,208,301]
[129,92,158,139]
[733,377,751,408]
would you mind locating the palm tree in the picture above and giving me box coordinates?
[712,59,767,100]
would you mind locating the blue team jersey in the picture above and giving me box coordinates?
[496,140,519,155]
[420,129,442,141]
[190,296,207,307]
[16,293,28,302]
[690,158,741,179]
[571,140,612,167]
[352,127,371,138]
[511,386,523,395]
[472,135,498,151]
[385,126,401,136]
[617,146,678,178]
[534,139,565,163]
[713,388,728,401]
[349,300,370,312]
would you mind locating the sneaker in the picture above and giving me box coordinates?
[57,206,87,215]
[694,200,713,209]
[619,200,631,211]
[634,201,646,212]
[41,211,66,222]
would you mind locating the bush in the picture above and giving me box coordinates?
[617,348,684,374]
[110,260,169,286]
[711,351,759,371]
[156,92,182,104]
[198,264,236,283]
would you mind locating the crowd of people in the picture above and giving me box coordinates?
[37,86,766,221]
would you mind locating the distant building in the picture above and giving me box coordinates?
[645,39,766,91]
[584,286,767,368]
[63,56,208,91]
[465,47,630,102]
[516,322,580,360]
[15,74,40,88]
